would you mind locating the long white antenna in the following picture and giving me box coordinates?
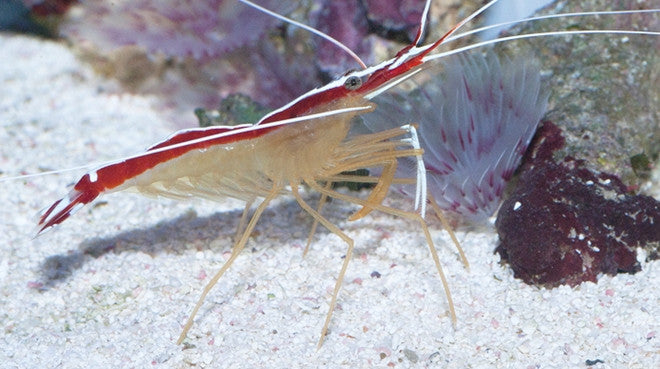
[446,9,660,43]
[423,29,660,63]
[412,0,434,46]
[238,0,367,69]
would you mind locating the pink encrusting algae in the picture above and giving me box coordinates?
[359,51,548,221]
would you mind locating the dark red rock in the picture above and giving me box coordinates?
[495,121,659,287]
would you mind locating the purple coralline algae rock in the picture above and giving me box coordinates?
[495,121,659,287]
[311,1,373,77]
[362,0,425,40]
[59,0,289,59]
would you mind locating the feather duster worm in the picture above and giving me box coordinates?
[358,51,548,221]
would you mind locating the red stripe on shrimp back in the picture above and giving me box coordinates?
[36,124,278,235]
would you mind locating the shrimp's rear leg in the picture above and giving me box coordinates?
[177,188,280,345]
[290,182,354,349]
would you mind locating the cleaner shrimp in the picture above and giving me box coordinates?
[33,0,493,347]
[3,0,658,351]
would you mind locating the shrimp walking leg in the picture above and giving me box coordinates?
[177,187,280,344]
[429,194,469,269]
[234,197,255,242]
[348,159,398,221]
[303,181,332,257]
[289,184,354,349]
[306,181,457,324]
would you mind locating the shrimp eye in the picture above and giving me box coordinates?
[344,75,362,90]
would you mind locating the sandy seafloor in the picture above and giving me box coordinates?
[1,33,658,369]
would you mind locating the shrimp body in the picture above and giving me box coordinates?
[33,0,471,341]
[36,0,494,236]
[120,99,384,203]
[38,98,370,232]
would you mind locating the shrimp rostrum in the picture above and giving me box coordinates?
[35,0,496,347]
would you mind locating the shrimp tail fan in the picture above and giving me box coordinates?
[35,173,105,236]
[357,51,548,222]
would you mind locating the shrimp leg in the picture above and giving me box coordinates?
[290,183,355,349]
[177,187,280,344]
[303,124,423,255]
[428,194,469,269]
[303,181,332,257]
[306,180,457,325]
[234,197,255,242]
